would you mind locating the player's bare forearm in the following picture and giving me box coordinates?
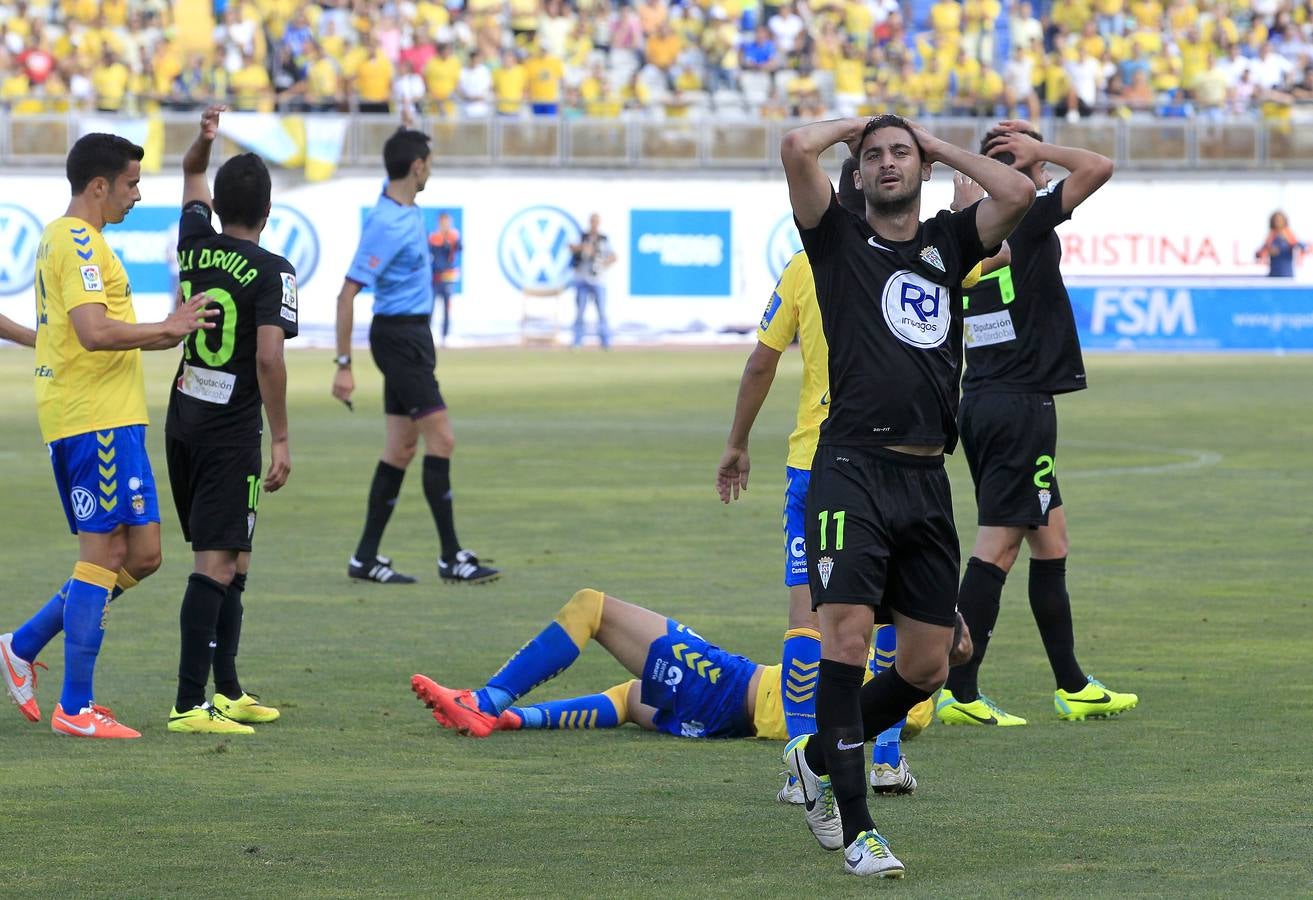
[937,145,1034,249]
[182,104,224,206]
[726,343,781,450]
[781,117,866,228]
[335,279,361,357]
[256,327,289,444]
[1038,143,1114,213]
[0,313,36,347]
[70,298,215,351]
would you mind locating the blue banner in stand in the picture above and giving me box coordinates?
[1070,281,1313,351]
[630,210,732,297]
[357,207,463,295]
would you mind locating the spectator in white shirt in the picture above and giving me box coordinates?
[1003,44,1040,121]
[1010,2,1044,54]
[459,50,494,118]
[768,4,806,57]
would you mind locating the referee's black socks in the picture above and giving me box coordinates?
[945,557,1008,702]
[422,455,461,561]
[1029,557,1087,692]
[177,574,227,712]
[355,461,406,563]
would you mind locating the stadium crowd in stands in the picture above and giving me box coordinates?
[1,0,1312,122]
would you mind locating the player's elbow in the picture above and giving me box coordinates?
[1089,154,1115,190]
[997,168,1036,213]
[779,128,813,168]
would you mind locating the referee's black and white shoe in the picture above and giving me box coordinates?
[348,555,417,585]
[438,550,500,585]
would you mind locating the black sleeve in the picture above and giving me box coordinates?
[944,201,991,277]
[256,260,299,338]
[795,192,847,263]
[178,200,216,247]
[1012,180,1071,239]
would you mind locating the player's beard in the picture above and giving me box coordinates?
[867,180,919,216]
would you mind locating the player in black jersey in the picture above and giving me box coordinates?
[936,120,1139,728]
[778,115,1034,878]
[164,106,297,734]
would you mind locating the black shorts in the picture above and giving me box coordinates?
[369,315,446,419]
[804,445,960,627]
[166,438,262,552]
[959,391,1063,528]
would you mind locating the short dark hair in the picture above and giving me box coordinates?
[857,114,923,163]
[66,133,144,194]
[838,157,864,215]
[383,128,431,179]
[981,127,1042,167]
[213,152,271,228]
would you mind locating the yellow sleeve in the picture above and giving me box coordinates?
[51,228,111,312]
[961,260,984,290]
[756,252,804,351]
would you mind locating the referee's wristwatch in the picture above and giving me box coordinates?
[334,354,351,368]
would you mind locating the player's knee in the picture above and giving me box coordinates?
[129,548,162,580]
[605,679,637,726]
[555,588,605,648]
[384,443,417,468]
[429,431,454,458]
[897,654,948,693]
[825,629,872,667]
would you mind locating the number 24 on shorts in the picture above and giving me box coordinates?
[817,509,846,551]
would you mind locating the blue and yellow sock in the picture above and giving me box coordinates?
[870,624,904,767]
[11,579,71,663]
[509,680,631,730]
[112,568,137,601]
[781,626,821,740]
[59,562,117,713]
[476,588,605,715]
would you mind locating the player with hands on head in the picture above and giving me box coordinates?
[164,104,299,734]
[1,131,215,739]
[937,118,1137,729]
[777,114,1032,877]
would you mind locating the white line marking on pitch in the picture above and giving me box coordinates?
[1061,440,1223,479]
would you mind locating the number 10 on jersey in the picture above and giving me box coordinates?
[817,509,846,552]
[179,280,237,366]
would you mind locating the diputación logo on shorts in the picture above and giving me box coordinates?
[0,204,43,296]
[497,206,582,290]
[881,270,952,348]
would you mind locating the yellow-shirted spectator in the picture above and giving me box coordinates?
[1078,23,1105,59]
[128,67,153,112]
[887,61,923,117]
[320,20,348,63]
[1166,0,1197,31]
[929,0,961,36]
[424,44,462,111]
[976,63,1004,111]
[101,0,128,27]
[61,0,98,26]
[493,49,527,115]
[1095,0,1123,20]
[304,45,342,109]
[1150,53,1180,92]
[174,0,216,54]
[645,23,683,70]
[1043,52,1070,106]
[1128,0,1163,27]
[1106,30,1132,61]
[834,45,865,114]
[152,45,184,98]
[91,49,130,112]
[42,71,70,113]
[230,52,274,111]
[674,66,702,92]
[845,0,873,48]
[416,0,452,30]
[354,40,395,111]
[510,0,541,43]
[921,56,950,114]
[1178,32,1209,88]
[1245,22,1268,50]
[1,69,33,111]
[524,43,564,113]
[621,71,652,108]
[565,21,594,68]
[1200,16,1239,48]
[1132,24,1163,56]
[1050,0,1092,32]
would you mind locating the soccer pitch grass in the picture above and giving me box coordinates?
[0,347,1308,898]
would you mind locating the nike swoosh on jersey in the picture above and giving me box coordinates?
[836,738,863,751]
[955,708,999,725]
[55,716,96,735]
[2,648,27,687]
[867,237,894,252]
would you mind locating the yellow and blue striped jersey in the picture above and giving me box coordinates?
[34,216,146,443]
[756,251,829,471]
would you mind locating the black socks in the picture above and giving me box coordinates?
[1029,557,1086,692]
[355,461,406,563]
[214,572,246,700]
[422,455,460,561]
[176,574,227,712]
[945,557,1008,702]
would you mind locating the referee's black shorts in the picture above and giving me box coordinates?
[369,315,446,419]
[166,437,262,552]
[958,391,1063,528]
[804,445,960,628]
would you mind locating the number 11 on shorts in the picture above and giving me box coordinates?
[817,509,845,551]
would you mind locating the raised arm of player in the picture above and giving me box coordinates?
[0,312,36,347]
[257,324,291,491]
[70,293,216,351]
[952,174,1012,278]
[331,278,362,405]
[780,117,869,229]
[908,121,1034,251]
[985,124,1114,215]
[182,105,225,208]
[717,342,784,503]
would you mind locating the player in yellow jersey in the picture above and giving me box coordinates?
[412,589,971,740]
[0,133,214,739]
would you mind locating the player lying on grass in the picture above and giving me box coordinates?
[412,589,970,794]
